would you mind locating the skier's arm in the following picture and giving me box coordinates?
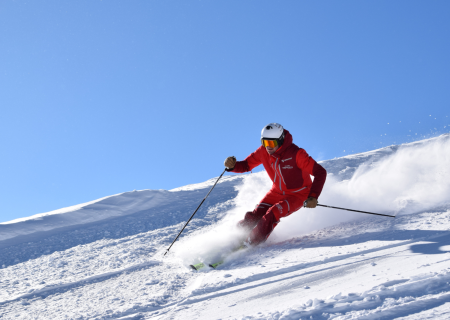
[227,148,263,173]
[296,149,327,199]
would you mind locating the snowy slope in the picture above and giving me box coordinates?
[1,133,450,320]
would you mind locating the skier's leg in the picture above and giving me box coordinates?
[237,190,281,231]
[247,194,306,246]
[237,203,272,231]
[246,201,287,245]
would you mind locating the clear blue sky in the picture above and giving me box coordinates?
[1,1,449,223]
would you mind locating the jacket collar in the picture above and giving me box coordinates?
[270,129,293,159]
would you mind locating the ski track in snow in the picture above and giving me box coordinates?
[1,134,450,320]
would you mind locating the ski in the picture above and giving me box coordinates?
[190,262,207,270]
[190,244,248,271]
[208,261,223,269]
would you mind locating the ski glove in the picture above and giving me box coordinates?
[304,197,318,208]
[224,156,236,170]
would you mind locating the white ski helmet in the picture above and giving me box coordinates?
[261,123,285,146]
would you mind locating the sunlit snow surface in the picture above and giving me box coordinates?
[1,134,450,320]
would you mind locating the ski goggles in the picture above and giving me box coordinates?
[261,139,278,148]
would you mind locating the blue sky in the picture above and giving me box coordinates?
[1,1,449,222]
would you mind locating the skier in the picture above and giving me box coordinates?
[224,123,327,246]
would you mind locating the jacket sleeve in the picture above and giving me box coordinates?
[296,149,327,199]
[228,148,263,173]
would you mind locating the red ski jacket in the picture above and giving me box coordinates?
[229,130,327,199]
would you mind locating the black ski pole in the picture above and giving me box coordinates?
[164,168,227,256]
[313,203,395,218]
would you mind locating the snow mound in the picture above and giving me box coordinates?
[1,133,450,320]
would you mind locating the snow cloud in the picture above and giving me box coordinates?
[274,135,450,242]
[174,173,272,265]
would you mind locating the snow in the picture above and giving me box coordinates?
[1,133,450,319]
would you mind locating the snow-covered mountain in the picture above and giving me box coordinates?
[1,133,450,319]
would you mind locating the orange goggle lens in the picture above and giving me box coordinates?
[262,139,278,148]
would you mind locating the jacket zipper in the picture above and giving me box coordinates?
[273,158,278,183]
